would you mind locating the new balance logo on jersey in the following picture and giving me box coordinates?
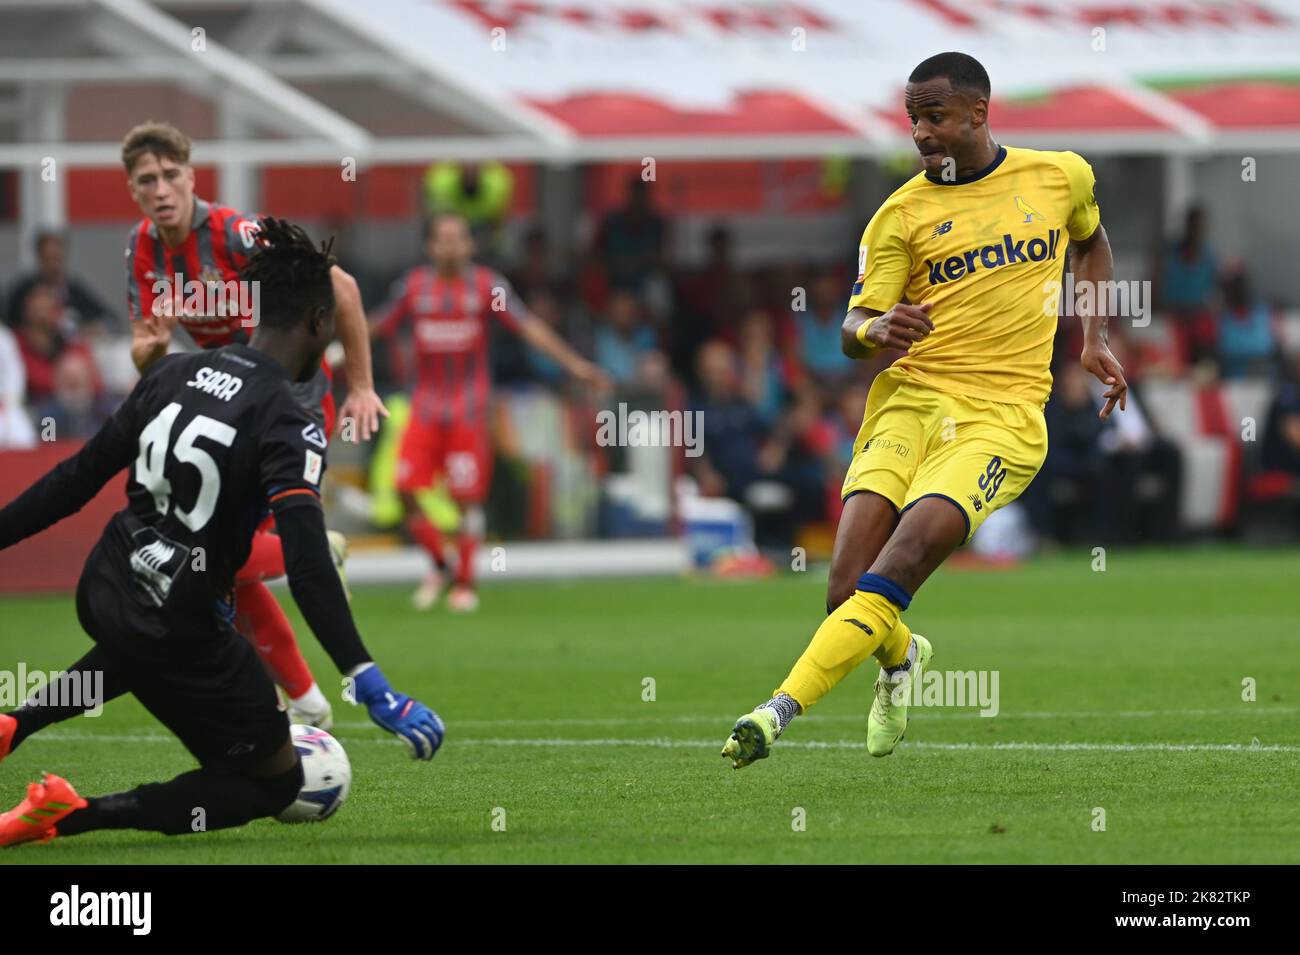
[128,530,190,607]
[925,229,1061,286]
[931,219,953,237]
[186,367,244,402]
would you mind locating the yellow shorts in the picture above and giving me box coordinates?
[841,367,1048,542]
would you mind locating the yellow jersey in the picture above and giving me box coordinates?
[848,145,1100,408]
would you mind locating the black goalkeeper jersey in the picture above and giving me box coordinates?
[0,345,336,647]
[109,345,328,615]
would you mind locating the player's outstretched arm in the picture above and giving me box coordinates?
[517,313,613,392]
[841,303,934,359]
[274,499,445,760]
[0,411,137,550]
[1071,224,1127,420]
[330,266,389,442]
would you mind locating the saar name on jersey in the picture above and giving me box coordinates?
[849,145,1100,407]
[107,345,326,629]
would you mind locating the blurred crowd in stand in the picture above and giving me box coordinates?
[5,173,1299,550]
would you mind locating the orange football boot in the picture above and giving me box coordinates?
[0,773,87,847]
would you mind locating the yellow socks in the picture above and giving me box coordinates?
[777,590,903,710]
[874,616,914,669]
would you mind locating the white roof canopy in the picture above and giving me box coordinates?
[3,0,1300,170]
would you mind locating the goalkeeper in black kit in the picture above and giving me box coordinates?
[0,219,443,846]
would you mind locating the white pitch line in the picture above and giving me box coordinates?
[450,738,1300,754]
[897,741,1300,753]
[9,710,1289,743]
[20,732,1300,753]
[325,706,1298,730]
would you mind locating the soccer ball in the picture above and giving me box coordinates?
[277,724,352,823]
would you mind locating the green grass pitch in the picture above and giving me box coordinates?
[1,546,1297,864]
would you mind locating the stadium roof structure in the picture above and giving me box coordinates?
[3,0,1300,174]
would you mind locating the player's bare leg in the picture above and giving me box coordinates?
[448,503,484,612]
[724,492,898,768]
[826,491,902,611]
[403,489,451,610]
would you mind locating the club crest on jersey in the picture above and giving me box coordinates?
[1015,196,1045,223]
[301,423,328,449]
[925,229,1061,286]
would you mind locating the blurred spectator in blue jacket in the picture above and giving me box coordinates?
[737,308,787,426]
[526,289,574,388]
[595,288,657,387]
[1156,206,1217,364]
[790,265,854,385]
[691,339,762,499]
[1214,262,1276,379]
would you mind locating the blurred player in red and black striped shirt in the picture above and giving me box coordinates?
[372,213,608,611]
[121,122,388,728]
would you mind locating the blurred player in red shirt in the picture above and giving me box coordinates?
[373,213,609,611]
[121,122,388,728]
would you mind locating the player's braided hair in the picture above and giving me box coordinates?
[240,217,337,331]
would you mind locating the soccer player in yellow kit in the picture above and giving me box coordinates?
[722,52,1128,766]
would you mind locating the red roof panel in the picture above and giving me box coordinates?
[1166,80,1300,129]
[528,91,854,137]
[875,85,1172,134]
